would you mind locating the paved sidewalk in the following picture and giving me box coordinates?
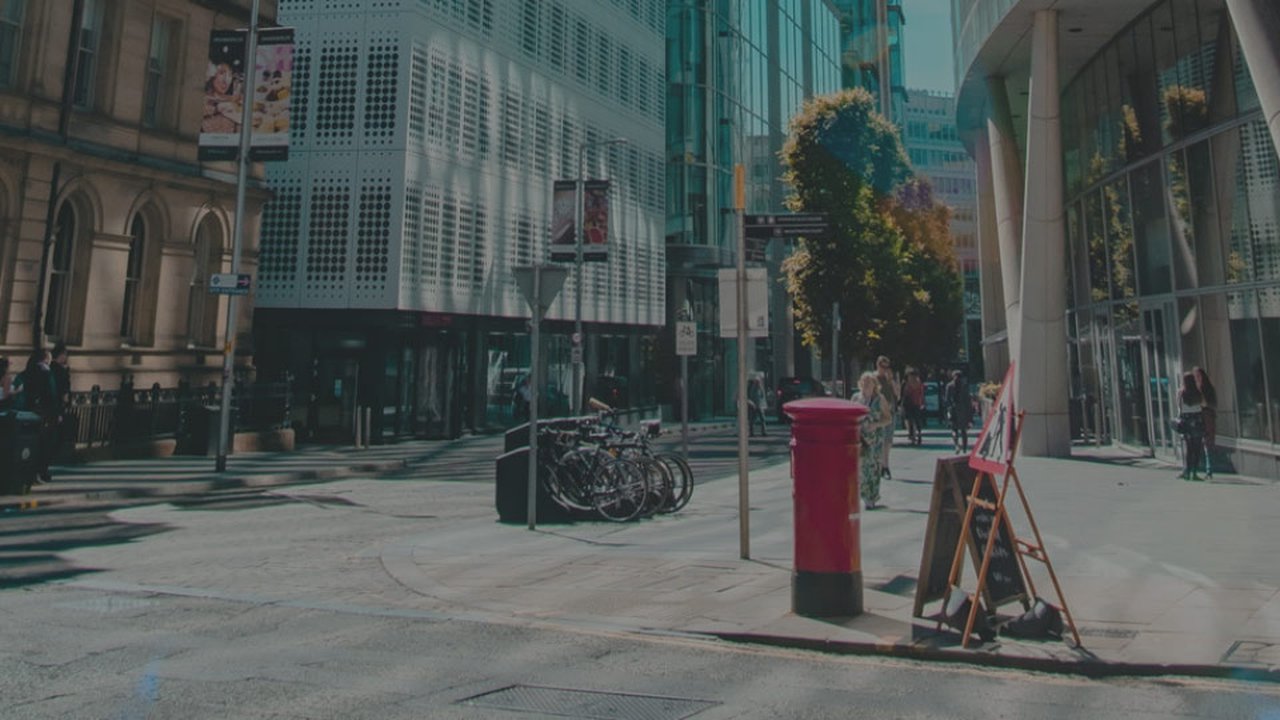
[0,416,735,509]
[374,429,1280,682]
[9,423,1280,681]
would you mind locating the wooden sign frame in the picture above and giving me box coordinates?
[938,412,1083,648]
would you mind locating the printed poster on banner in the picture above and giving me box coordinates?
[969,362,1017,476]
[550,180,576,262]
[249,28,294,161]
[582,180,610,261]
[199,30,247,161]
[198,28,294,162]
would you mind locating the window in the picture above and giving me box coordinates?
[45,204,77,340]
[143,17,177,127]
[73,0,105,108]
[0,0,25,88]
[121,215,146,342]
[188,215,222,348]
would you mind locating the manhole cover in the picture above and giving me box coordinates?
[1077,627,1138,639]
[55,595,157,613]
[1223,640,1280,666]
[459,684,717,720]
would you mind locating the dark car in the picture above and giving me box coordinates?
[775,377,827,420]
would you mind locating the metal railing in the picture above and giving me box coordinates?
[66,375,292,451]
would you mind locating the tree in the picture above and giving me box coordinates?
[781,88,962,369]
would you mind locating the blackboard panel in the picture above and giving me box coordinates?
[913,458,966,616]
[913,457,1028,617]
[963,471,1027,609]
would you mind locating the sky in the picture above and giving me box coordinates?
[903,1,957,94]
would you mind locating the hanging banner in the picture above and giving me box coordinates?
[550,180,577,262]
[249,27,294,161]
[199,29,248,161]
[582,179,610,262]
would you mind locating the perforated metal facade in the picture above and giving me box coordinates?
[260,0,666,327]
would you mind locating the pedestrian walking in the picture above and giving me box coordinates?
[851,371,892,509]
[1176,371,1206,481]
[902,368,925,446]
[747,373,767,437]
[1193,366,1217,478]
[13,350,57,484]
[875,356,899,478]
[50,343,73,462]
[944,370,973,453]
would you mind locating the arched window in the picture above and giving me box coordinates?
[121,214,146,342]
[44,203,77,340]
[188,214,223,348]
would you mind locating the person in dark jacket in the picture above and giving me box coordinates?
[944,370,973,453]
[15,350,56,483]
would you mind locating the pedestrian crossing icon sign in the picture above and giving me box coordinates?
[969,362,1017,475]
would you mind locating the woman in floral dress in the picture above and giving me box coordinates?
[851,371,892,509]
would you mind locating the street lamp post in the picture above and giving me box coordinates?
[572,137,628,415]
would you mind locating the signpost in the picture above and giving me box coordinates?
[676,320,696,459]
[514,264,569,531]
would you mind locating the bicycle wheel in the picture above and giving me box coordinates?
[555,447,609,512]
[592,458,649,522]
[632,456,673,518]
[655,453,694,512]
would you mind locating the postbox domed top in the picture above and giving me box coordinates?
[783,397,869,423]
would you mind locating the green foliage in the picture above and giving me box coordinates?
[781,88,963,368]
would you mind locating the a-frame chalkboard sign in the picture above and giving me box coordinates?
[912,456,1027,618]
[915,365,1082,649]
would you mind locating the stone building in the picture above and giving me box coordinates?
[0,0,274,392]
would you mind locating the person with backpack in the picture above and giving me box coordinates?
[901,368,925,446]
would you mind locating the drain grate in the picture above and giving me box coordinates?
[459,684,718,720]
[1077,626,1138,640]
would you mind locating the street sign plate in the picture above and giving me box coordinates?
[744,224,829,239]
[718,267,769,338]
[571,346,583,364]
[745,213,828,226]
[209,273,251,295]
[676,321,697,356]
[514,265,569,310]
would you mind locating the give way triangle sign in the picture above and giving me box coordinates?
[969,362,1017,475]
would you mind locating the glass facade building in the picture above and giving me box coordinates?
[1061,0,1280,459]
[956,0,1280,477]
[665,0,841,419]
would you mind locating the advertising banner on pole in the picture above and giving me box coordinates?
[199,27,293,162]
[249,27,293,161]
[582,180,610,262]
[199,29,248,161]
[550,180,576,262]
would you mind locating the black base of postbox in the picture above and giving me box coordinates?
[792,570,863,617]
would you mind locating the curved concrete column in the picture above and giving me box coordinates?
[974,131,1009,382]
[1225,0,1280,156]
[1018,9,1070,457]
[985,75,1024,363]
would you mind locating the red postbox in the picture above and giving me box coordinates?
[784,398,868,617]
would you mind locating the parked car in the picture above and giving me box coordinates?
[775,377,827,421]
